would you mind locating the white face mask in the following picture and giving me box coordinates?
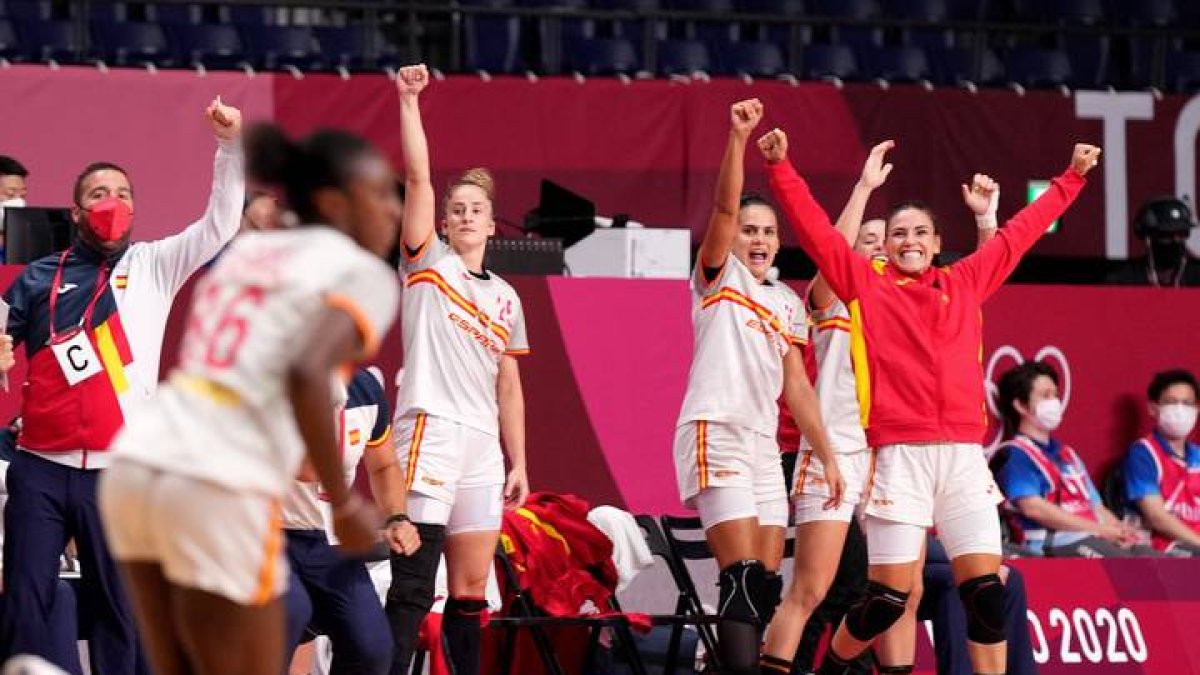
[1158,403,1199,440]
[1031,398,1064,432]
[0,198,25,208]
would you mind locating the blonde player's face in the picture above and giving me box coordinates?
[1015,375,1059,421]
[443,184,495,253]
[732,204,780,281]
[346,155,402,258]
[853,218,886,260]
[885,207,941,275]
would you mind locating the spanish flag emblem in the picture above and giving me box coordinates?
[92,313,133,394]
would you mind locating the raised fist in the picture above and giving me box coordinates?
[1071,144,1102,177]
[396,64,430,98]
[757,128,788,164]
[206,96,242,141]
[731,98,764,137]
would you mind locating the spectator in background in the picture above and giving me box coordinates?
[1109,197,1200,287]
[994,361,1147,557]
[0,157,27,203]
[1123,369,1200,556]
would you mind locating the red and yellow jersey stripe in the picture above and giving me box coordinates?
[701,286,787,336]
[847,299,872,428]
[93,313,133,395]
[406,269,513,346]
[815,316,852,333]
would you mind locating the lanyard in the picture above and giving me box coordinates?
[47,250,110,343]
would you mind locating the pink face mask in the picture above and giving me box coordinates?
[83,197,133,243]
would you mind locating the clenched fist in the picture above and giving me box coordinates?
[757,128,788,164]
[1071,144,1102,177]
[206,96,242,141]
[396,64,430,98]
[731,98,764,137]
[961,173,999,216]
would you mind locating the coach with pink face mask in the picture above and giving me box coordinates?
[0,98,244,674]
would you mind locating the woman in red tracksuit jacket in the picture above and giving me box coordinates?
[758,129,1099,675]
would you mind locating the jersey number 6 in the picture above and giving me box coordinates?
[183,284,266,370]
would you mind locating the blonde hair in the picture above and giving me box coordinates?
[445,167,496,210]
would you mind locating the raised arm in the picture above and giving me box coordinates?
[760,129,868,303]
[697,99,763,278]
[956,144,1100,299]
[396,65,437,255]
[146,98,245,294]
[809,140,894,310]
[962,173,1000,248]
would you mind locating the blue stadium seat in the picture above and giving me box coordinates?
[736,0,806,47]
[88,1,127,23]
[889,0,954,51]
[1167,51,1200,93]
[148,3,202,25]
[718,41,785,77]
[314,25,405,70]
[95,21,173,66]
[6,1,50,21]
[656,39,710,75]
[1111,0,1175,27]
[463,14,523,73]
[863,45,931,82]
[944,0,985,20]
[0,18,19,59]
[20,19,86,63]
[244,25,323,71]
[801,43,859,80]
[225,5,274,25]
[1005,46,1073,87]
[933,44,1004,85]
[1059,33,1108,87]
[813,0,883,48]
[172,23,249,69]
[568,37,639,74]
[1040,0,1104,24]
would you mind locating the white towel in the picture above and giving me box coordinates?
[588,506,655,592]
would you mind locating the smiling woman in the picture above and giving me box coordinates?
[762,133,1100,675]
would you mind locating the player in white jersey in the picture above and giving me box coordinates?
[283,368,420,675]
[98,125,403,675]
[387,64,530,675]
[672,99,843,675]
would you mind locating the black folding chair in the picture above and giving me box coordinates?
[489,544,650,675]
[656,514,723,675]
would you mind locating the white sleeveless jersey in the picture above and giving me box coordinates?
[677,256,807,437]
[396,235,529,436]
[801,297,868,455]
[111,228,400,497]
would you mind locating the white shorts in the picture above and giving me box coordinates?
[862,443,1004,563]
[674,421,788,527]
[864,509,1002,564]
[407,485,504,535]
[99,460,288,606]
[793,448,874,524]
[395,413,505,528]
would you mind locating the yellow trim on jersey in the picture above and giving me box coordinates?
[404,414,427,490]
[697,421,709,490]
[366,426,393,449]
[815,317,852,333]
[847,299,872,429]
[700,286,787,335]
[504,348,531,356]
[251,501,284,606]
[405,269,513,346]
[173,374,241,405]
[94,322,129,394]
[324,293,379,358]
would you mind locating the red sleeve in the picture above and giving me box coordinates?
[953,168,1087,300]
[767,159,867,303]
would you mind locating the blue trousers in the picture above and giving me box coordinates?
[0,451,139,674]
[284,529,392,675]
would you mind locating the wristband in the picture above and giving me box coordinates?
[385,513,411,527]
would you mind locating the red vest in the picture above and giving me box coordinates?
[1138,435,1200,551]
[1006,436,1097,545]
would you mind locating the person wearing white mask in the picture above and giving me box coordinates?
[1123,369,1200,556]
[0,156,29,262]
[994,361,1149,557]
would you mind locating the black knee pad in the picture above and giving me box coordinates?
[959,573,1006,645]
[386,522,445,611]
[844,581,909,643]
[444,596,489,620]
[717,559,768,624]
[759,571,784,626]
